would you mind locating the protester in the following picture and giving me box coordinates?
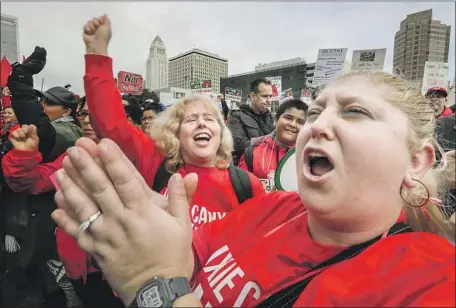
[238,99,307,187]
[82,15,265,229]
[1,98,124,308]
[141,102,164,134]
[2,46,82,308]
[216,94,229,122]
[227,78,275,164]
[53,64,454,307]
[425,86,454,118]
[1,107,19,140]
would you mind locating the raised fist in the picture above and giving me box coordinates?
[10,124,39,152]
[83,15,111,56]
[16,46,47,76]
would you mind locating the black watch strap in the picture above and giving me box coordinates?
[129,277,192,308]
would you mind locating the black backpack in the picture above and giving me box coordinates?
[152,160,253,204]
[243,145,255,172]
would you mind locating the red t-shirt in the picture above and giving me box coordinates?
[192,191,455,307]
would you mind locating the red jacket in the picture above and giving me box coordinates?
[439,106,454,118]
[238,135,290,191]
[192,191,455,307]
[1,122,19,140]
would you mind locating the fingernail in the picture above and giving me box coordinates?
[67,147,80,159]
[55,169,66,183]
[170,173,181,185]
[98,142,108,154]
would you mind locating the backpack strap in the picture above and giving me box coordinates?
[243,146,255,172]
[228,164,253,204]
[153,161,253,204]
[257,221,412,308]
[152,159,174,193]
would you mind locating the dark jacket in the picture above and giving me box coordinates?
[221,99,229,121]
[435,114,455,218]
[227,104,275,164]
[436,114,455,153]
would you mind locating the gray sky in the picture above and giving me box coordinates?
[2,1,455,95]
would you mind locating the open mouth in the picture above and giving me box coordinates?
[306,149,334,177]
[194,133,211,144]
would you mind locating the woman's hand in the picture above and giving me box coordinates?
[10,124,39,151]
[83,15,111,56]
[51,138,198,306]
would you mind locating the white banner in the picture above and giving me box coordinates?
[351,48,386,72]
[422,61,449,95]
[312,48,348,88]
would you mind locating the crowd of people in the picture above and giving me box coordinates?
[0,14,455,308]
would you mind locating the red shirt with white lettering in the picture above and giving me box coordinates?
[191,191,455,307]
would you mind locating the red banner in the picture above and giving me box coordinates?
[117,71,143,95]
[1,57,12,87]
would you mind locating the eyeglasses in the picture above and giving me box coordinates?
[77,110,90,120]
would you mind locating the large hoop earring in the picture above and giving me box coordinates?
[400,179,430,208]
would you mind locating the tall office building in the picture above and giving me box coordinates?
[393,9,451,87]
[1,14,20,63]
[168,48,228,94]
[146,35,168,91]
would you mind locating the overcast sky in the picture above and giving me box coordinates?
[2,1,455,95]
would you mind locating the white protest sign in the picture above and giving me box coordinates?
[265,76,282,100]
[351,48,386,72]
[422,61,449,95]
[312,48,348,88]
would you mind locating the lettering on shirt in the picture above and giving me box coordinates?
[193,245,261,307]
[161,190,227,230]
[191,205,227,230]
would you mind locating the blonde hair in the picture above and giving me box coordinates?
[336,71,453,236]
[148,95,233,172]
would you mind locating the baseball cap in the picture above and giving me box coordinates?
[425,87,448,98]
[35,86,79,109]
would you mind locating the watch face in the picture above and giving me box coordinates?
[137,281,170,308]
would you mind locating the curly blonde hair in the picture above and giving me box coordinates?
[148,95,233,172]
[336,71,453,237]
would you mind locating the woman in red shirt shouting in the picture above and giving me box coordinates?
[82,17,263,230]
[52,15,455,308]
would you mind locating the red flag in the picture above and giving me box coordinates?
[1,57,12,87]
[22,55,26,63]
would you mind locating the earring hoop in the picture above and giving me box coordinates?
[400,179,430,208]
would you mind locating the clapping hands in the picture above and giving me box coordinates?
[51,138,197,306]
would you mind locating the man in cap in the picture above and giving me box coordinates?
[425,87,454,118]
[34,86,82,160]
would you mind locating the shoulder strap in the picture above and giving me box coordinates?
[228,164,253,204]
[257,221,412,308]
[243,146,254,172]
[152,159,173,193]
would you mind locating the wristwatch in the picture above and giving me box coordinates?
[129,277,192,308]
